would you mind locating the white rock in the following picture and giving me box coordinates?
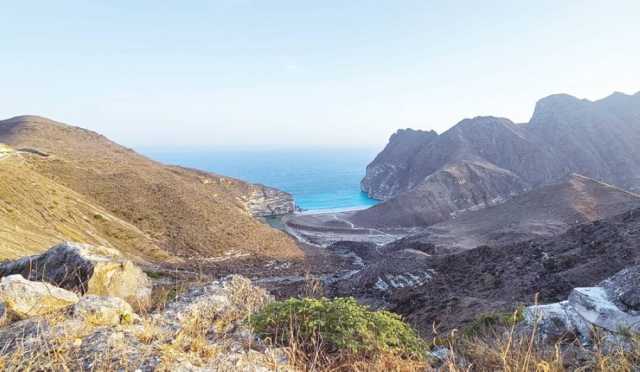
[0,274,79,319]
[72,295,136,326]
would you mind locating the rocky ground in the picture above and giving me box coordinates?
[329,207,640,339]
[0,242,291,371]
[3,234,640,371]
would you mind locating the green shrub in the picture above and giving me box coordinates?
[249,297,426,359]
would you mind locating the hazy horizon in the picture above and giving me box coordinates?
[2,1,639,148]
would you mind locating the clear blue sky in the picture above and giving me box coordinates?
[1,1,639,148]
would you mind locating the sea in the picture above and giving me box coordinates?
[140,147,380,213]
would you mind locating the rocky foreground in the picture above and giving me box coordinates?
[1,240,639,371]
[0,242,289,371]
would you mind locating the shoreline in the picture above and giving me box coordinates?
[297,204,375,215]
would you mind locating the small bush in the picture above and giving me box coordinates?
[249,297,426,360]
[463,307,524,337]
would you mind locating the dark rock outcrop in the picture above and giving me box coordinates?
[358,91,640,228]
[361,129,438,200]
[337,207,640,336]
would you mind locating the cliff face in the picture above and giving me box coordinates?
[243,184,296,217]
[357,91,640,227]
[360,129,438,200]
[354,160,529,227]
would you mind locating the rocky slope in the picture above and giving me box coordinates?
[335,207,640,336]
[357,91,640,228]
[0,116,301,260]
[0,243,288,371]
[383,174,640,253]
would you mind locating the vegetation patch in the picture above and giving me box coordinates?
[250,297,426,366]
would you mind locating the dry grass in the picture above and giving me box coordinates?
[1,298,639,371]
[0,313,115,371]
[301,272,325,299]
[0,115,302,260]
[432,308,640,372]
[158,305,222,366]
[0,154,173,263]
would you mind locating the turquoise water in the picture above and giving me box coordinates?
[140,148,380,212]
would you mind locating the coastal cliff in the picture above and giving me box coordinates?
[243,184,296,217]
[357,91,640,227]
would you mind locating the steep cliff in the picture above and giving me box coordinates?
[358,91,640,227]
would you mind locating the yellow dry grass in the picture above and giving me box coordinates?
[0,116,302,260]
[0,154,174,263]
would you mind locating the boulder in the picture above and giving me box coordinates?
[601,265,640,311]
[523,265,640,344]
[0,242,152,309]
[72,295,136,326]
[0,274,79,319]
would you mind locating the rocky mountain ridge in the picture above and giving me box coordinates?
[358,91,640,228]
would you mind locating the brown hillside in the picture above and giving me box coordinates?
[0,116,301,259]
[0,148,174,262]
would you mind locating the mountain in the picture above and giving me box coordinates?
[357,91,640,228]
[383,174,640,253]
[335,207,640,336]
[0,116,301,260]
[360,129,438,199]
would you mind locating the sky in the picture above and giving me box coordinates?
[1,1,639,149]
